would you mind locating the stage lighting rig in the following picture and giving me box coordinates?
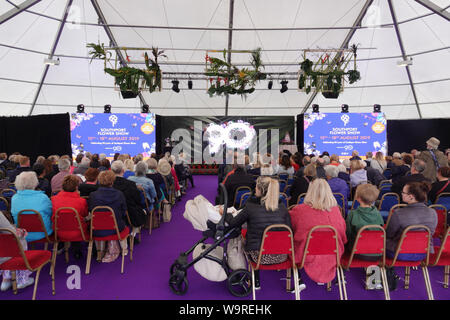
[142,104,149,113]
[341,104,349,113]
[172,80,180,93]
[268,80,273,90]
[76,104,85,113]
[188,80,193,90]
[312,104,319,113]
[280,80,288,93]
[373,104,381,113]
[104,104,111,113]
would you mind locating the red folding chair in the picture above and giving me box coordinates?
[85,206,131,275]
[0,228,54,300]
[429,204,447,239]
[429,227,450,288]
[298,225,347,300]
[244,224,300,300]
[385,225,433,300]
[17,209,55,251]
[384,204,407,229]
[341,225,390,300]
[51,207,91,276]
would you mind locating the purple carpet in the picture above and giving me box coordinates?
[1,175,449,300]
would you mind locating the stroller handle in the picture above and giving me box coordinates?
[215,183,228,240]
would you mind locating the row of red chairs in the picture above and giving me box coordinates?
[244,223,450,300]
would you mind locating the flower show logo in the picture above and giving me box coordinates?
[371,122,385,134]
[109,115,118,127]
[341,114,350,126]
[141,123,155,135]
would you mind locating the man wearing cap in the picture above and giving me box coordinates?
[418,137,448,183]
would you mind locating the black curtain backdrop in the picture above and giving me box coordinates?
[295,115,450,156]
[387,119,450,154]
[0,113,72,163]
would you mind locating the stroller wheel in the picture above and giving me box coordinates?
[169,273,189,295]
[170,262,183,276]
[227,269,252,297]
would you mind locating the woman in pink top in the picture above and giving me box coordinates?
[289,178,347,284]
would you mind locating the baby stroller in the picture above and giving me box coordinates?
[169,184,252,297]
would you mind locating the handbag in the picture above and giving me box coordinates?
[227,236,247,271]
[163,202,172,222]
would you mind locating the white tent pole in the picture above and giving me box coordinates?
[90,0,148,109]
[0,0,41,25]
[300,0,375,115]
[387,0,422,119]
[28,0,73,116]
[225,0,235,116]
[414,0,450,21]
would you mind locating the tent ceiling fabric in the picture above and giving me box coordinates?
[0,0,449,118]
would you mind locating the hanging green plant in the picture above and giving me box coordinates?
[297,46,361,98]
[205,48,266,99]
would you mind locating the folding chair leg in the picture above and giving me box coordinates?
[11,271,17,295]
[422,266,434,300]
[50,241,58,276]
[121,246,125,274]
[129,235,134,262]
[64,243,69,264]
[444,265,449,289]
[32,267,42,300]
[405,267,410,289]
[292,267,300,300]
[149,211,153,235]
[85,241,93,274]
[380,267,391,300]
[251,268,256,300]
[51,261,55,295]
[327,282,332,291]
[336,268,344,300]
[339,267,348,300]
[286,268,291,292]
[44,242,48,251]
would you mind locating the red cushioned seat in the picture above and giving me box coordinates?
[0,250,51,270]
[248,258,294,270]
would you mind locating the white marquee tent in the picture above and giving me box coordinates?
[0,0,449,118]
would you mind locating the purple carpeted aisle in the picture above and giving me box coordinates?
[1,175,449,300]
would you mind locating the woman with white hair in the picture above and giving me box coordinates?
[11,171,53,242]
[128,161,157,206]
[289,178,347,284]
[123,159,135,179]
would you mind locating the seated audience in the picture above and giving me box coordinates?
[428,167,450,203]
[345,184,384,259]
[391,159,429,198]
[337,164,350,182]
[7,155,32,183]
[78,168,99,197]
[51,175,88,259]
[128,161,157,207]
[223,164,255,208]
[11,171,53,242]
[123,159,135,179]
[0,212,35,292]
[289,178,347,284]
[98,158,111,172]
[51,158,81,194]
[89,154,100,169]
[220,176,294,290]
[418,137,449,183]
[295,156,311,178]
[112,161,146,239]
[350,160,368,188]
[291,153,302,172]
[33,163,51,197]
[391,154,412,183]
[278,154,295,176]
[325,165,349,213]
[73,157,90,175]
[370,152,387,174]
[315,157,326,179]
[350,150,362,161]
[289,164,316,206]
[43,158,57,183]
[363,160,385,187]
[88,170,128,263]
[329,154,340,166]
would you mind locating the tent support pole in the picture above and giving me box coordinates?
[225,0,235,116]
[388,0,422,119]
[28,0,73,116]
[414,0,450,21]
[0,0,41,25]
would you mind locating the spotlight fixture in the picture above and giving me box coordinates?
[268,80,273,90]
[188,80,193,90]
[171,80,180,93]
[280,80,288,93]
[312,104,319,113]
[373,104,381,113]
[142,104,149,113]
[44,57,60,66]
[104,104,111,113]
[76,104,85,113]
[341,104,349,113]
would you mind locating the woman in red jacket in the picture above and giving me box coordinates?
[289,178,347,284]
[51,175,89,259]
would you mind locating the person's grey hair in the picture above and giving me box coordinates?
[337,164,347,173]
[135,161,148,177]
[80,157,90,167]
[58,158,71,171]
[392,152,402,159]
[324,165,339,178]
[342,159,351,168]
[15,171,39,191]
[322,155,330,165]
[99,153,107,160]
[412,159,426,173]
[111,160,125,174]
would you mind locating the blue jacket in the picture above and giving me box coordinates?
[328,177,350,212]
[11,189,53,242]
[127,175,157,203]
